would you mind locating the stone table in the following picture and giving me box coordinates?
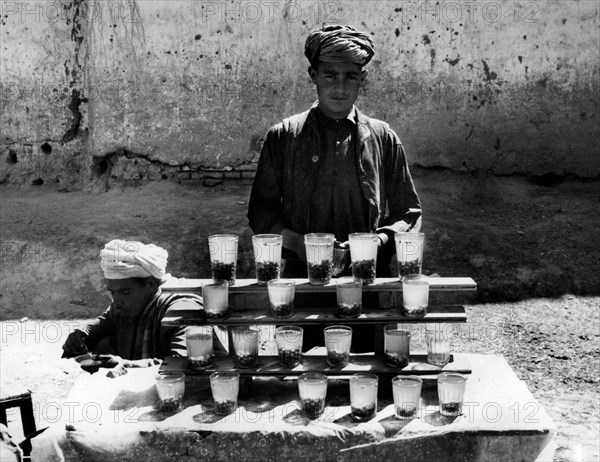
[32,353,555,462]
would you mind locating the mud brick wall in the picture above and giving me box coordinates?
[1,0,599,189]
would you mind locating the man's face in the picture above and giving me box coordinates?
[106,278,155,320]
[309,61,368,119]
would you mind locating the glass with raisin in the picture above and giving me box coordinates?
[437,373,467,417]
[208,234,239,285]
[349,373,379,422]
[186,326,213,370]
[304,233,335,285]
[268,279,295,318]
[210,371,240,415]
[252,234,282,286]
[202,281,229,320]
[348,233,379,285]
[384,324,410,368]
[155,373,185,414]
[392,376,422,420]
[298,372,328,419]
[324,325,352,368]
[231,326,259,369]
[336,276,362,318]
[394,232,424,278]
[275,326,303,368]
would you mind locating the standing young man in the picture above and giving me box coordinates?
[248,24,422,279]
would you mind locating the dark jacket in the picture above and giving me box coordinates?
[248,105,422,255]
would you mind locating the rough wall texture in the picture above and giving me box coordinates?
[1,0,599,188]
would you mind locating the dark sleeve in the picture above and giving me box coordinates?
[247,125,287,235]
[80,306,116,351]
[377,128,422,236]
[162,298,205,357]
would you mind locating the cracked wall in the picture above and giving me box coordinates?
[1,0,599,189]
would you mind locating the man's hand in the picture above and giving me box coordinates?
[98,355,160,369]
[98,354,140,368]
[101,356,161,377]
[62,330,89,358]
[377,233,390,249]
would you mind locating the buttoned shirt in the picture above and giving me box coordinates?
[248,104,422,260]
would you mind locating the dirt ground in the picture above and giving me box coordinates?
[0,170,599,461]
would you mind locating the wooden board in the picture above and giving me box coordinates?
[159,354,471,377]
[161,305,467,326]
[162,277,477,293]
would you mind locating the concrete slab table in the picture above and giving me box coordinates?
[32,353,555,462]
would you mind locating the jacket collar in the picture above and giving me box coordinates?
[306,103,371,141]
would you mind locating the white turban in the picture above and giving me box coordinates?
[100,240,168,280]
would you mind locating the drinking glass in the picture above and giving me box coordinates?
[268,279,295,318]
[402,274,429,317]
[186,326,213,370]
[384,324,410,368]
[210,371,240,415]
[426,324,452,367]
[437,373,467,417]
[202,281,229,320]
[252,234,283,285]
[348,233,379,284]
[208,234,239,285]
[349,374,378,421]
[231,327,259,368]
[304,233,335,285]
[275,326,303,368]
[155,373,185,414]
[298,372,327,419]
[394,232,424,278]
[324,325,352,368]
[336,276,362,318]
[392,375,422,420]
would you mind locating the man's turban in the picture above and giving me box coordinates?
[305,24,375,67]
[100,240,168,280]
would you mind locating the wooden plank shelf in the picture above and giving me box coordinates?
[162,277,477,312]
[159,354,471,377]
[161,305,467,326]
[162,277,478,293]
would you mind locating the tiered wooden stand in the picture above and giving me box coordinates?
[160,277,477,379]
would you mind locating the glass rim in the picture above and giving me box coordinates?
[185,326,212,335]
[437,372,467,383]
[267,278,295,287]
[252,233,283,240]
[208,234,239,241]
[401,274,429,282]
[394,231,424,240]
[336,276,362,286]
[275,325,303,333]
[298,372,327,383]
[392,375,423,386]
[384,324,411,332]
[202,281,229,289]
[324,325,353,332]
[210,371,240,380]
[304,232,335,240]
[231,326,259,334]
[349,373,379,382]
[156,372,185,381]
[348,232,379,240]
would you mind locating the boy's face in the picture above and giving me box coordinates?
[309,61,368,119]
